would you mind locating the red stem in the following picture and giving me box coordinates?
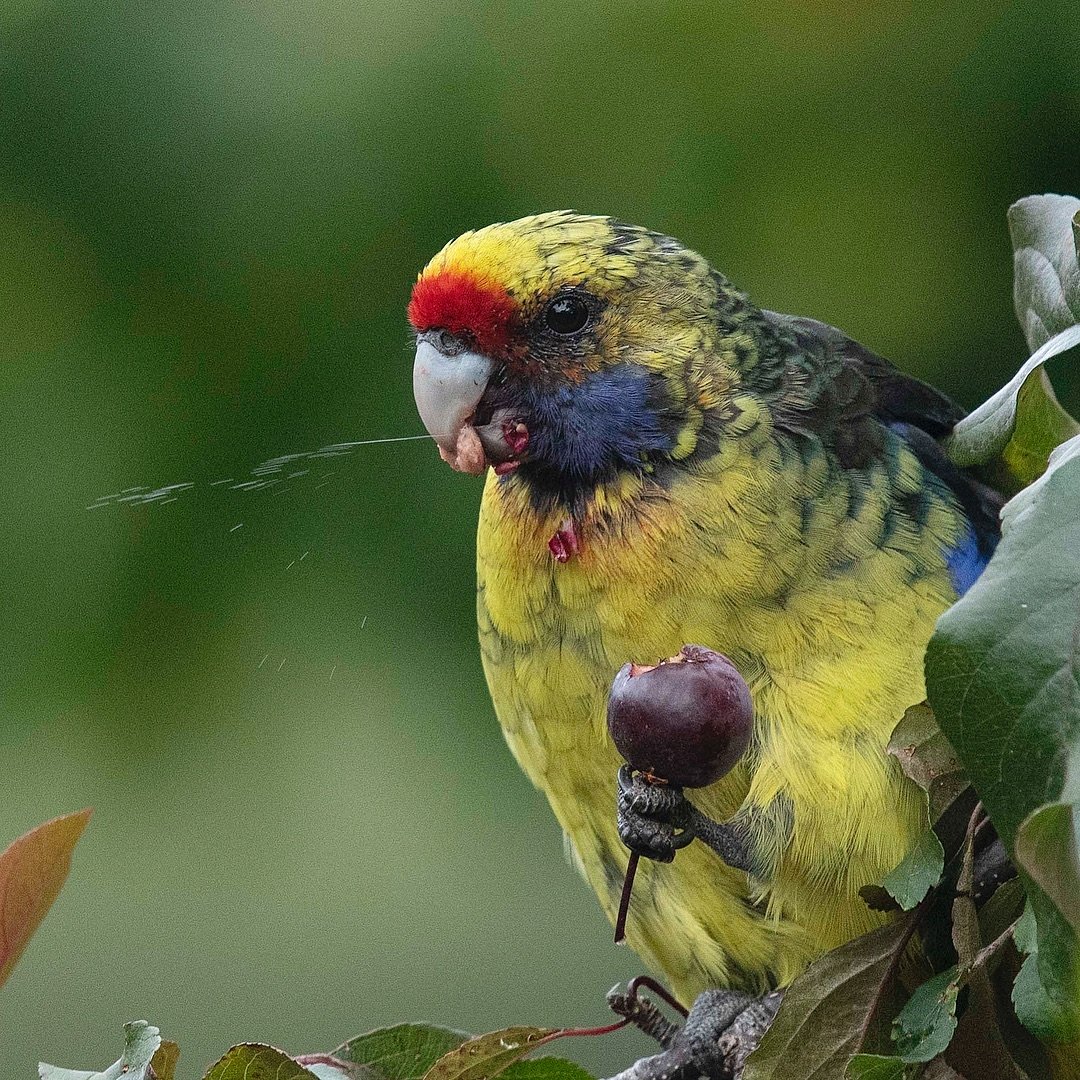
[626,975,689,1018]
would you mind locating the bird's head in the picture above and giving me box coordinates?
[410,212,772,507]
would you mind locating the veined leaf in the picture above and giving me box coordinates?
[333,1025,470,1080]
[878,705,965,909]
[846,1054,908,1079]
[151,1041,181,1080]
[927,438,1080,1041]
[202,1044,319,1080]
[881,829,945,911]
[887,705,967,823]
[947,324,1080,476]
[743,915,915,1080]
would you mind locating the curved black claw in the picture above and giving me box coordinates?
[605,989,783,1080]
[617,766,695,863]
[616,766,755,872]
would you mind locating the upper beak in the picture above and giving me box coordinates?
[413,336,495,475]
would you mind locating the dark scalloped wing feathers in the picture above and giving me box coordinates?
[762,312,1004,557]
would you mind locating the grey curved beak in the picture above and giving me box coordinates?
[413,337,495,474]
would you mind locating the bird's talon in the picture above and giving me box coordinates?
[604,989,782,1080]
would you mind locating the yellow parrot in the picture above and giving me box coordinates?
[408,212,1002,1070]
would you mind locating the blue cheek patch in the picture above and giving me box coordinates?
[944,525,990,596]
[524,365,674,480]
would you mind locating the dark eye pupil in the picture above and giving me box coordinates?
[545,295,590,334]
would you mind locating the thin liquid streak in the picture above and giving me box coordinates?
[88,433,438,510]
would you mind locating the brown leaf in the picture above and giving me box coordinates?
[0,808,92,988]
[421,1028,556,1080]
[151,1040,181,1080]
[887,706,967,822]
[743,915,916,1080]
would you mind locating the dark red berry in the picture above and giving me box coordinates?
[607,644,753,787]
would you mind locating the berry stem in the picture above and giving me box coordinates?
[614,851,639,943]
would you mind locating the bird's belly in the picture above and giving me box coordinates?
[479,567,817,997]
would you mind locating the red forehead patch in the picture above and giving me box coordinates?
[408,270,517,356]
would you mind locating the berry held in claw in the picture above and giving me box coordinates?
[607,645,753,788]
[608,645,754,943]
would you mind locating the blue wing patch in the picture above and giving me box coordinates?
[944,525,991,596]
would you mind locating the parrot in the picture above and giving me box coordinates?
[408,212,1003,1069]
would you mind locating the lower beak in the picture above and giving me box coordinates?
[413,338,495,475]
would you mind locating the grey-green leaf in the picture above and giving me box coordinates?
[297,1055,374,1080]
[946,324,1080,473]
[1009,194,1080,352]
[891,969,959,1063]
[947,193,1080,482]
[39,1022,162,1080]
[333,1025,470,1080]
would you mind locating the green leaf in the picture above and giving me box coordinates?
[878,705,961,909]
[891,968,960,1063]
[0,808,91,989]
[947,194,1080,483]
[1001,368,1080,490]
[926,440,1080,1041]
[882,828,945,911]
[743,915,915,1080]
[39,1021,161,1080]
[421,1028,557,1080]
[202,1044,319,1080]
[333,1025,470,1080]
[1013,937,1077,1045]
[500,1059,597,1080]
[1011,892,1080,1043]
[845,1054,908,1079]
[1015,794,1080,932]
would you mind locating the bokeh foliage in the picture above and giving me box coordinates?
[2,0,1080,1075]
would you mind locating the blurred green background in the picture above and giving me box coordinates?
[2,0,1079,1074]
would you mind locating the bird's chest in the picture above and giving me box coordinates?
[475,476,758,851]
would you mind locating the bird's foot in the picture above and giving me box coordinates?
[616,766,754,872]
[606,988,783,1080]
[616,765,694,863]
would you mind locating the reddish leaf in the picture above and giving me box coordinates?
[0,808,91,988]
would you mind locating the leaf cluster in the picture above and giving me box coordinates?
[745,193,1080,1078]
[38,1021,600,1080]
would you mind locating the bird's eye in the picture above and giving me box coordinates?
[544,294,591,335]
